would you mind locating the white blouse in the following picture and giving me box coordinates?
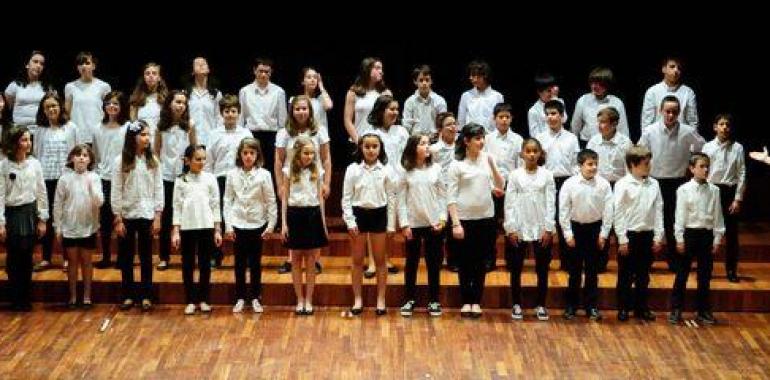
[504,167,556,241]
[64,78,111,144]
[446,152,496,221]
[284,167,321,207]
[223,167,277,232]
[188,88,222,146]
[172,171,220,230]
[0,157,49,224]
[341,161,398,230]
[398,164,447,229]
[158,125,191,181]
[457,87,504,133]
[111,156,164,220]
[484,129,523,180]
[136,94,162,133]
[5,81,45,126]
[353,90,380,138]
[239,82,287,132]
[536,127,579,178]
[33,123,79,180]
[275,127,330,170]
[92,123,127,180]
[53,170,104,238]
[702,139,746,201]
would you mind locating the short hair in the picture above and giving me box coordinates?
[662,56,683,69]
[588,67,614,88]
[219,94,240,112]
[411,64,432,81]
[65,144,96,171]
[597,106,620,124]
[493,102,513,117]
[534,72,556,93]
[75,51,96,66]
[689,152,710,167]
[435,112,455,131]
[467,60,491,81]
[660,95,680,110]
[235,137,264,168]
[713,113,734,126]
[544,99,564,115]
[577,149,598,166]
[625,145,652,169]
[253,57,273,69]
[3,125,30,161]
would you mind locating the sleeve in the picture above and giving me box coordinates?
[53,177,66,234]
[735,144,746,201]
[397,175,409,228]
[238,87,248,127]
[445,162,459,206]
[210,176,221,224]
[637,128,651,149]
[90,173,105,208]
[204,133,218,173]
[341,164,357,229]
[600,184,614,239]
[641,87,657,130]
[653,183,665,244]
[111,158,123,217]
[5,81,17,97]
[558,179,573,240]
[617,100,630,137]
[527,106,539,138]
[688,128,706,153]
[263,171,278,232]
[385,168,398,232]
[436,96,448,113]
[457,92,468,127]
[35,162,49,221]
[223,171,235,233]
[713,187,725,245]
[544,172,556,233]
[613,181,629,245]
[402,98,416,132]
[171,178,183,226]
[153,164,164,213]
[0,163,6,225]
[685,90,699,130]
[277,88,288,129]
[435,167,448,223]
[570,96,584,138]
[274,129,288,148]
[503,172,517,234]
[64,82,74,101]
[674,186,686,244]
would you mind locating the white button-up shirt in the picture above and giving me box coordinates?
[586,132,632,183]
[537,127,579,178]
[172,171,220,230]
[64,78,111,144]
[674,179,725,245]
[53,170,104,238]
[275,127,330,170]
[371,126,409,173]
[458,87,504,133]
[239,82,287,132]
[5,81,45,126]
[0,157,49,224]
[341,161,398,230]
[558,174,614,240]
[484,128,523,180]
[527,98,569,138]
[398,164,447,228]
[284,167,321,207]
[402,91,448,135]
[136,94,162,134]
[446,152,496,220]
[223,167,277,232]
[158,125,191,181]
[641,81,699,130]
[430,139,455,179]
[702,138,746,201]
[205,124,253,177]
[34,123,79,180]
[188,88,222,146]
[111,156,164,220]
[504,167,556,241]
[638,121,705,179]
[613,174,664,245]
[93,123,127,180]
[571,93,629,141]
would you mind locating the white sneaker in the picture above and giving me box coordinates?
[460,304,472,317]
[471,304,483,318]
[233,299,245,313]
[184,303,196,315]
[536,306,550,321]
[511,304,523,320]
[252,299,263,313]
[199,302,212,313]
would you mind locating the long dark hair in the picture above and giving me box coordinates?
[184,57,220,101]
[35,91,68,127]
[102,91,129,124]
[353,133,387,165]
[180,144,206,178]
[129,62,169,108]
[158,90,192,133]
[3,125,30,162]
[401,133,433,171]
[350,57,387,97]
[455,123,486,160]
[121,120,158,173]
[14,50,50,88]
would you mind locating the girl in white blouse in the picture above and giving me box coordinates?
[64,52,112,145]
[398,133,446,317]
[112,120,163,311]
[186,57,222,147]
[281,137,328,315]
[224,138,277,313]
[171,145,221,315]
[4,51,49,130]
[155,90,197,270]
[129,62,169,134]
[54,145,104,308]
[33,91,79,272]
[0,126,48,311]
[504,138,556,321]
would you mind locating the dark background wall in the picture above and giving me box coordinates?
[2,24,767,218]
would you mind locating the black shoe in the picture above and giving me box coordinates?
[563,307,576,320]
[588,308,602,321]
[484,262,496,273]
[727,271,740,283]
[82,300,93,310]
[278,261,292,274]
[617,310,629,322]
[315,262,322,274]
[67,301,79,310]
[447,265,459,273]
[696,311,717,325]
[375,308,387,316]
[635,310,656,321]
[363,268,376,279]
[94,260,112,269]
[349,307,363,316]
[668,309,682,325]
[387,265,399,274]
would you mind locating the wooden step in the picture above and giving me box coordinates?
[3,257,770,312]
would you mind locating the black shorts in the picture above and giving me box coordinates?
[62,234,97,249]
[353,206,387,233]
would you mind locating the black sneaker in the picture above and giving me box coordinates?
[387,265,399,274]
[278,261,292,274]
[696,311,717,325]
[563,307,576,320]
[315,262,322,274]
[668,309,682,325]
[727,271,740,283]
[400,300,416,317]
[427,302,442,317]
[588,308,602,321]
[635,310,656,321]
[364,268,376,279]
[617,310,630,322]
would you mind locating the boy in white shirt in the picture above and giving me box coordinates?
[641,56,699,131]
[457,60,504,134]
[402,65,447,136]
[528,73,568,138]
[571,67,629,146]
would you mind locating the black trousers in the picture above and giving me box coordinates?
[181,229,214,304]
[457,218,496,304]
[118,218,154,301]
[5,235,36,307]
[41,179,57,262]
[443,222,460,268]
[658,177,687,270]
[598,181,617,271]
[507,241,551,306]
[99,179,114,262]
[566,220,602,310]
[616,230,654,312]
[404,226,443,302]
[213,176,227,264]
[717,184,740,273]
[671,229,714,312]
[554,176,569,269]
[251,131,276,178]
[234,226,266,301]
[159,180,174,262]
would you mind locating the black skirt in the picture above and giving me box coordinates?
[285,206,328,249]
[62,234,97,249]
[5,202,37,237]
[352,206,387,233]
